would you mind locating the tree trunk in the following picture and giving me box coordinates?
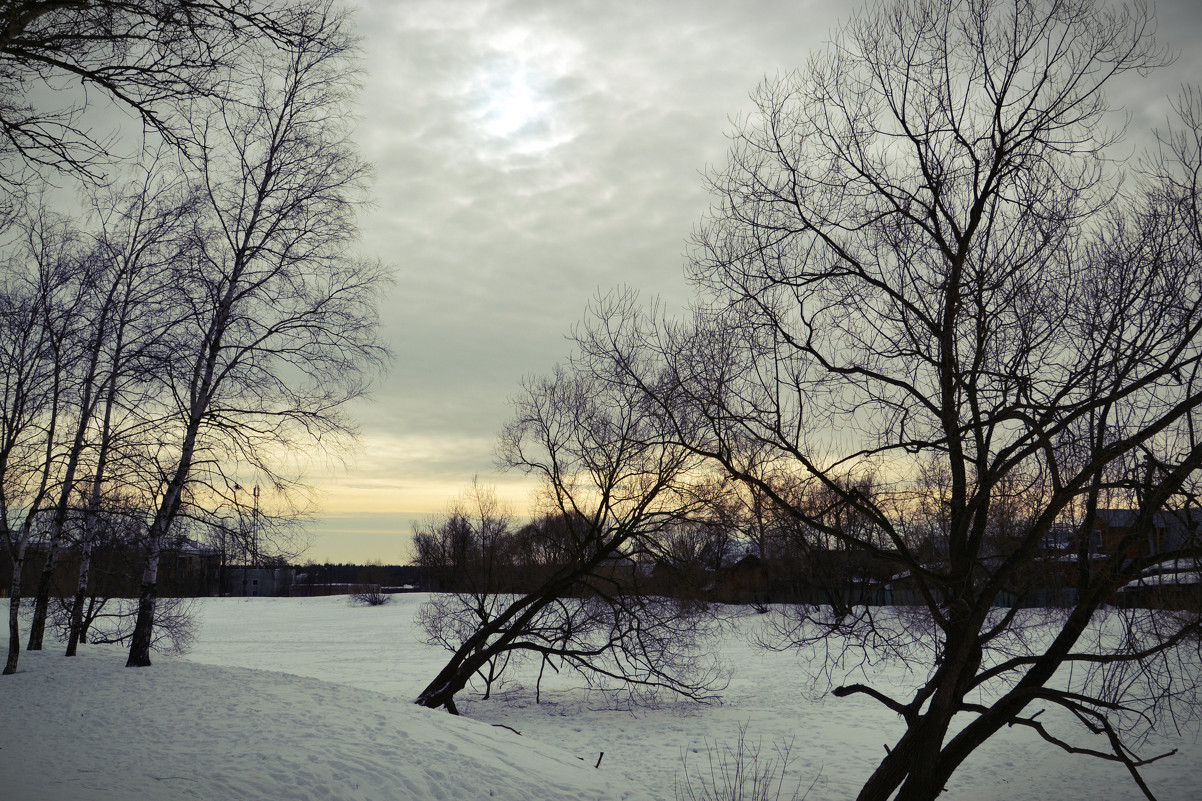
[4,547,26,675]
[79,596,99,644]
[854,720,945,801]
[414,614,532,713]
[65,541,93,657]
[415,654,480,713]
[856,624,983,801]
[4,593,20,675]
[415,589,565,713]
[125,548,159,667]
[26,538,59,650]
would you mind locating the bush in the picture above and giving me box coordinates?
[349,584,392,606]
[50,596,198,656]
[675,724,818,801]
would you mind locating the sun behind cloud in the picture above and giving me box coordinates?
[466,26,581,158]
[478,66,541,137]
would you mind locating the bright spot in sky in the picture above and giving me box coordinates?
[479,70,543,137]
[464,26,582,158]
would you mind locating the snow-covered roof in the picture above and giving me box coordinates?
[1118,572,1202,591]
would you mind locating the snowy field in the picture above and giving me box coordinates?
[5,594,1202,800]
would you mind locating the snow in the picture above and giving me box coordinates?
[5,594,1202,800]
[3,650,624,801]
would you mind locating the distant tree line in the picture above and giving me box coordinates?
[293,562,429,592]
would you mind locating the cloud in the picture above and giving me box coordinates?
[312,425,535,514]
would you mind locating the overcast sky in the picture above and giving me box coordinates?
[307,0,1202,563]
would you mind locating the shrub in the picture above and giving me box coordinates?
[675,723,818,801]
[349,584,392,606]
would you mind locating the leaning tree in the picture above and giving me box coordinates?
[414,356,727,714]
[583,0,1202,798]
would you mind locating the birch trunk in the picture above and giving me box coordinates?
[125,545,159,667]
[65,539,93,656]
[3,542,27,675]
[25,539,58,650]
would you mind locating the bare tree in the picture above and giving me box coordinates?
[583,1,1202,798]
[413,481,525,700]
[21,166,191,653]
[412,479,518,594]
[414,358,727,714]
[55,593,199,656]
[62,494,148,655]
[0,0,339,189]
[0,209,79,674]
[348,583,392,606]
[122,4,388,667]
[0,1,386,673]
[61,170,193,656]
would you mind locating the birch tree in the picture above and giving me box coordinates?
[124,4,387,667]
[0,211,76,674]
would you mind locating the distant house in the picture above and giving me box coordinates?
[1087,509,1202,559]
[1041,522,1078,553]
[589,554,641,593]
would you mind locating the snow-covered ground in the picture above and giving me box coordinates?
[6,595,1202,800]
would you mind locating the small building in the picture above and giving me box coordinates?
[224,566,295,597]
